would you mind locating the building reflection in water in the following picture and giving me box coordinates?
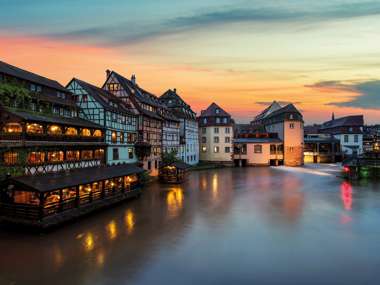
[53,245,64,269]
[96,250,105,267]
[341,181,353,211]
[106,220,118,240]
[166,187,184,218]
[125,209,135,234]
[212,173,219,201]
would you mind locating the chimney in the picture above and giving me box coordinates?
[106,69,111,78]
[332,112,335,121]
[173,88,177,94]
[131,74,136,85]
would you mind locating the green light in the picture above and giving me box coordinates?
[360,167,370,178]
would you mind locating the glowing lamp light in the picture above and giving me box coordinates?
[343,166,350,173]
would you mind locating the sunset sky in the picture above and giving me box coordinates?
[1,0,380,124]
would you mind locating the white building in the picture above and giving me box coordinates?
[67,78,138,165]
[160,89,199,165]
[319,115,364,156]
[198,103,233,164]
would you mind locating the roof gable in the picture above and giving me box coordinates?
[199,102,231,117]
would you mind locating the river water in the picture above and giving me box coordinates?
[1,164,380,285]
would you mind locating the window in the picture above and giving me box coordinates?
[113,148,119,160]
[216,117,220,124]
[94,149,104,160]
[354,135,359,143]
[128,148,133,159]
[289,123,295,129]
[214,136,219,143]
[48,151,64,162]
[225,137,230,143]
[155,160,158,169]
[65,127,78,136]
[344,135,349,143]
[3,152,18,165]
[27,152,45,165]
[82,95,88,102]
[81,150,93,160]
[215,108,220,114]
[202,128,206,134]
[148,161,151,170]
[2,123,22,133]
[254,145,262,153]
[225,127,230,134]
[202,137,207,143]
[225,147,230,153]
[214,127,219,134]
[111,131,117,143]
[48,125,62,135]
[203,118,207,124]
[270,144,277,154]
[81,128,91,137]
[120,132,124,144]
[93,130,102,137]
[214,146,219,153]
[223,118,227,123]
[30,84,42,93]
[289,147,294,153]
[108,83,120,91]
[26,123,43,134]
[66,150,80,161]
[202,146,207,152]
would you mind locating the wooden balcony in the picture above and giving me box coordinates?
[0,132,104,143]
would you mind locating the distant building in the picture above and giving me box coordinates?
[363,125,380,153]
[198,103,234,164]
[159,89,199,165]
[319,115,364,156]
[251,101,304,166]
[66,78,138,165]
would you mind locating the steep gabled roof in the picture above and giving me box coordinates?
[69,78,134,115]
[199,102,231,117]
[0,60,69,93]
[160,89,197,120]
[254,101,282,120]
[264,103,301,120]
[320,115,364,129]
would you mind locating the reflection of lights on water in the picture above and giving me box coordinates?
[200,176,207,190]
[212,173,218,199]
[274,166,334,177]
[53,246,64,268]
[106,220,118,240]
[167,188,184,217]
[97,251,105,267]
[84,233,95,252]
[341,181,353,211]
[125,209,135,234]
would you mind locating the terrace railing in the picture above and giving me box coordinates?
[0,132,104,143]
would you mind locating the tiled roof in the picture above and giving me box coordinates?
[320,115,364,129]
[8,164,144,192]
[199,102,231,117]
[0,60,68,93]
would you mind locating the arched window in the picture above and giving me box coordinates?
[2,123,22,133]
[93,129,102,137]
[81,128,91,136]
[65,127,78,136]
[26,123,43,134]
[48,125,62,135]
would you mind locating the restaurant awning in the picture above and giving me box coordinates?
[5,164,144,193]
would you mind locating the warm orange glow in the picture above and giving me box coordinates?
[2,123,22,133]
[166,188,184,217]
[106,220,118,240]
[48,125,62,135]
[26,123,43,134]
[83,233,95,252]
[125,209,135,234]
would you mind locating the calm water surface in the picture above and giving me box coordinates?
[1,165,380,285]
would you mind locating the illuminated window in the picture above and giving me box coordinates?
[213,146,219,153]
[93,129,102,137]
[128,148,133,159]
[225,147,230,153]
[27,152,45,165]
[81,150,93,160]
[26,123,43,134]
[214,136,219,143]
[120,132,124,144]
[81,128,91,136]
[94,149,104,160]
[14,191,40,205]
[48,125,62,135]
[202,146,207,152]
[2,123,22,133]
[3,152,18,165]
[289,123,295,129]
[111,131,117,143]
[66,150,80,161]
[65,127,78,136]
[47,151,64,162]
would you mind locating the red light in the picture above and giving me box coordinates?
[343,166,350,173]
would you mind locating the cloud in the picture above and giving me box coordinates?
[42,1,380,45]
[307,80,380,110]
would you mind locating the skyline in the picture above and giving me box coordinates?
[1,0,380,124]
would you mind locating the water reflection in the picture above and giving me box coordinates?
[341,181,353,211]
[166,187,184,218]
[125,209,135,234]
[83,232,95,252]
[106,220,118,240]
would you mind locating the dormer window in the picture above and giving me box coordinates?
[57,92,66,99]
[30,84,42,93]
[215,108,220,114]
[203,118,207,124]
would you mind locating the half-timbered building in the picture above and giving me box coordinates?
[160,89,199,165]
[102,71,164,176]
[0,61,106,177]
[66,78,138,165]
